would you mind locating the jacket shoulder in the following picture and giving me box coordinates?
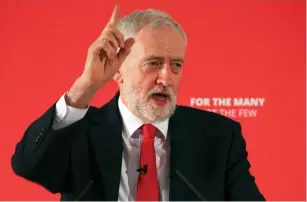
[83,99,119,125]
[174,105,239,127]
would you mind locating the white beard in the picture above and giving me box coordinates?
[123,81,177,123]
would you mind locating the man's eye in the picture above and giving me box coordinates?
[172,63,182,68]
[148,61,160,66]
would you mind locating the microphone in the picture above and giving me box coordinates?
[136,164,148,175]
[74,180,94,201]
[176,170,207,201]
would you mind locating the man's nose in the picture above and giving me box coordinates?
[156,65,173,87]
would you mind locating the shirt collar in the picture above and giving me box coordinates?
[118,96,169,138]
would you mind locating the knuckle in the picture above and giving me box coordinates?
[117,33,124,41]
[100,37,108,43]
[103,32,114,41]
[97,38,108,47]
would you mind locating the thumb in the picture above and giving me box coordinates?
[117,38,135,64]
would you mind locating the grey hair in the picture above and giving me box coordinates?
[117,9,187,43]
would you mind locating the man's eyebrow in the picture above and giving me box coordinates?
[143,55,185,63]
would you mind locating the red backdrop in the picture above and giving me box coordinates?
[0,0,305,200]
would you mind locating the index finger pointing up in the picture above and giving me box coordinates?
[108,5,121,25]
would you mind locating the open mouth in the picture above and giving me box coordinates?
[152,92,169,98]
[151,92,170,103]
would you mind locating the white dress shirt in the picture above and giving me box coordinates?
[52,93,171,201]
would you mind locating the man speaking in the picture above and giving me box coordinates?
[11,5,265,201]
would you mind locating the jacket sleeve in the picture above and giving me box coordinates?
[225,121,266,200]
[11,103,85,194]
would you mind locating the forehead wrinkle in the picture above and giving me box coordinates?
[142,42,185,58]
[143,55,185,63]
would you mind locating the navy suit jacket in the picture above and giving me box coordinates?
[11,92,265,200]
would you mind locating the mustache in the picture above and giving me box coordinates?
[147,85,175,97]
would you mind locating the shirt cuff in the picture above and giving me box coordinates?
[52,93,89,130]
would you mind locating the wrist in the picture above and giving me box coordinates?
[65,77,100,109]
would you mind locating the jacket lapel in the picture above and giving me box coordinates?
[168,107,213,201]
[168,111,198,201]
[88,92,123,201]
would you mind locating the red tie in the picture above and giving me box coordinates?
[136,124,159,201]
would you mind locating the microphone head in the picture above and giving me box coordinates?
[143,164,148,174]
[136,164,148,175]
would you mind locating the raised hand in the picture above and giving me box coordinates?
[82,5,134,87]
[66,5,135,108]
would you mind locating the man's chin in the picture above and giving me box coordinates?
[147,102,175,118]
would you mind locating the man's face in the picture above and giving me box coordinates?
[118,26,186,123]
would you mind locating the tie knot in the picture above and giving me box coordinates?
[142,124,157,139]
